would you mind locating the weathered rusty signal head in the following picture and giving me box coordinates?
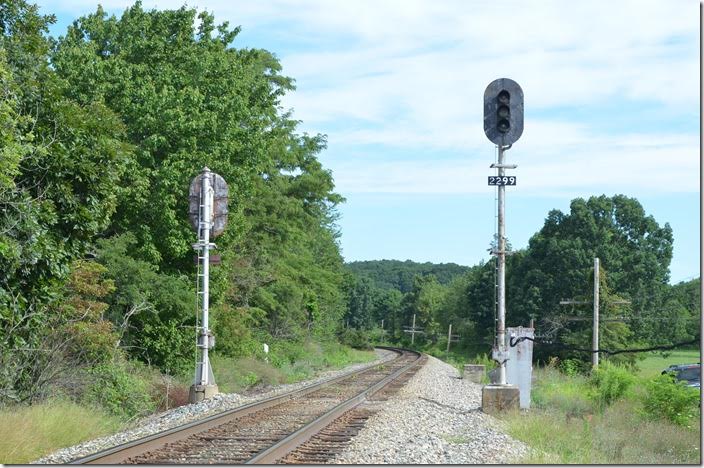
[484,78,523,146]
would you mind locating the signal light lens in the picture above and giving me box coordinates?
[498,90,510,105]
[497,119,510,133]
[498,105,510,119]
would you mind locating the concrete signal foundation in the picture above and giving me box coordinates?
[189,384,219,404]
[481,384,519,414]
[463,364,485,383]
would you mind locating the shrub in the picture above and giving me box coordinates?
[149,375,190,412]
[531,366,593,417]
[338,328,372,350]
[641,374,700,427]
[589,362,636,409]
[471,352,498,370]
[83,362,155,420]
[210,355,285,393]
[560,358,589,376]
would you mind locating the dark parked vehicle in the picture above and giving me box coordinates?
[662,363,700,388]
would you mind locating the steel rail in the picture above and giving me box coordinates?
[245,348,422,464]
[70,347,405,464]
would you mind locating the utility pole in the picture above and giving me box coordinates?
[411,314,416,345]
[447,323,452,353]
[559,257,630,369]
[446,323,460,352]
[496,143,508,384]
[593,257,600,368]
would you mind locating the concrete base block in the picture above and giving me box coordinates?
[463,364,485,383]
[189,384,219,404]
[481,384,520,414]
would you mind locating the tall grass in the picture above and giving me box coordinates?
[502,364,701,464]
[2,340,376,463]
[0,399,123,464]
[211,340,377,393]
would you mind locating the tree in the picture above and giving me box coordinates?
[345,276,375,329]
[95,234,195,375]
[53,3,347,350]
[0,0,128,403]
[507,194,674,359]
[52,3,294,269]
[400,275,446,344]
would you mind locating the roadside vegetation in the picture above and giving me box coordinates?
[0,342,375,464]
[0,399,123,464]
[501,352,701,464]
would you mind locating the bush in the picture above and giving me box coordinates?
[560,358,589,376]
[210,355,286,393]
[589,361,636,409]
[338,328,373,350]
[149,375,190,412]
[82,362,155,420]
[531,366,593,417]
[641,374,700,427]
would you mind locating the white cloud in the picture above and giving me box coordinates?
[326,126,698,196]
[42,0,699,197]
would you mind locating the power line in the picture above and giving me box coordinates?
[509,336,700,355]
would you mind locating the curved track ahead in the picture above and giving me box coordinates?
[71,346,424,465]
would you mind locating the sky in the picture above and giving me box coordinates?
[38,0,701,284]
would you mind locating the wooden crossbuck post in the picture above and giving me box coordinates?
[403,314,424,345]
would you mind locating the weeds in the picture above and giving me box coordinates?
[0,399,123,464]
[503,363,701,464]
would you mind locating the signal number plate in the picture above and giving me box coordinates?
[488,176,516,186]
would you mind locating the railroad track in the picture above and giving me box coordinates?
[70,347,425,465]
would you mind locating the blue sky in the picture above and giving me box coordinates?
[38,0,700,284]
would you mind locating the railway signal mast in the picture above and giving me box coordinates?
[483,78,523,387]
[188,167,229,403]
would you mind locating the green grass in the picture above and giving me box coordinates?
[211,340,377,392]
[502,364,701,464]
[507,398,700,464]
[635,349,701,378]
[1,340,376,463]
[0,399,123,464]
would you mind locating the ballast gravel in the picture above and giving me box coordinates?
[32,350,528,464]
[330,355,529,464]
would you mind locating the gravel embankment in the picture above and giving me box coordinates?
[330,355,529,464]
[33,351,529,464]
[32,350,396,464]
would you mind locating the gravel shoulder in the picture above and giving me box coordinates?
[331,355,529,464]
[33,350,529,464]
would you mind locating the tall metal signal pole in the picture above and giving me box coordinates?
[188,167,229,403]
[483,79,523,386]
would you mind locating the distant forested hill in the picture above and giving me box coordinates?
[346,259,470,293]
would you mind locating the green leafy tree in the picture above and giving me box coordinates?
[53,2,347,353]
[346,260,469,292]
[52,2,294,269]
[400,275,446,344]
[345,276,376,329]
[95,234,194,375]
[507,195,674,360]
[0,0,128,403]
